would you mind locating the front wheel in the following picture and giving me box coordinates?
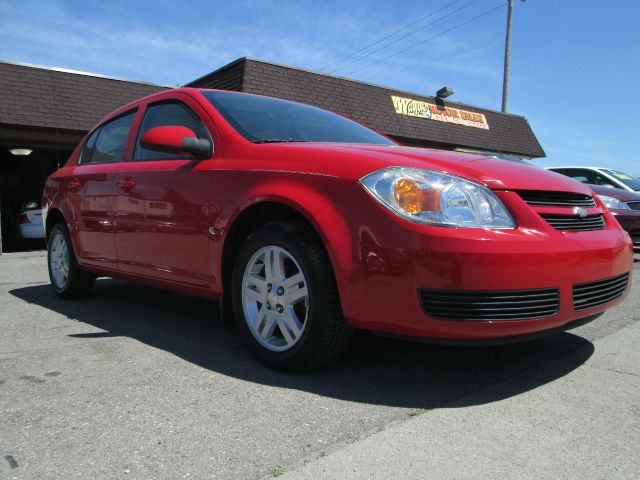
[48,222,95,298]
[231,222,352,371]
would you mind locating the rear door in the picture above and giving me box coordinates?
[112,95,216,287]
[67,111,136,268]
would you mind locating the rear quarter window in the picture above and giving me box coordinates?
[79,128,100,164]
[80,111,136,164]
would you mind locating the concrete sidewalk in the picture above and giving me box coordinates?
[281,315,640,479]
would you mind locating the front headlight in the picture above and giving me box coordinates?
[360,167,516,228]
[598,195,630,210]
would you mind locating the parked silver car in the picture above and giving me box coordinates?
[546,166,640,192]
[17,201,44,239]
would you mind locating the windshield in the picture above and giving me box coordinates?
[202,91,395,145]
[602,169,640,191]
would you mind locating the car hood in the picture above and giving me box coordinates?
[588,184,640,202]
[253,143,592,194]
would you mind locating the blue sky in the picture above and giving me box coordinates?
[1,0,638,174]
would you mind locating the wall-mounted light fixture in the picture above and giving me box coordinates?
[9,148,33,156]
[436,87,454,99]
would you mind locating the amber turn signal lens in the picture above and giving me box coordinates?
[394,178,442,214]
[394,178,421,213]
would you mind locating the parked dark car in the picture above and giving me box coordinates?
[587,185,640,253]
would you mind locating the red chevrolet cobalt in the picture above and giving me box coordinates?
[43,89,633,370]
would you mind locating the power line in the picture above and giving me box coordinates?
[319,0,463,72]
[327,0,481,74]
[344,2,507,77]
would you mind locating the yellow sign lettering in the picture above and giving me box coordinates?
[391,95,489,130]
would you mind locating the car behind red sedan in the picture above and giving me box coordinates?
[43,89,633,370]
[571,184,639,253]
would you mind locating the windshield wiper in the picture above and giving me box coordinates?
[252,139,310,144]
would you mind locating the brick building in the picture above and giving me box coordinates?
[187,58,544,158]
[0,58,544,249]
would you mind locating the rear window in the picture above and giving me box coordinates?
[202,90,394,146]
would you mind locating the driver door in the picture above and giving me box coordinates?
[113,96,216,287]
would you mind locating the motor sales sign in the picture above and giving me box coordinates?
[391,95,489,130]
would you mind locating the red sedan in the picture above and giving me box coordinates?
[43,88,633,370]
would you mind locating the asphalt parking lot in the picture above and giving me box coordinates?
[1,252,639,479]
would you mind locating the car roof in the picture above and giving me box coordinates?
[546,166,610,170]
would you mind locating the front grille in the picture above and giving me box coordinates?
[573,273,629,311]
[540,214,605,231]
[419,288,560,321]
[517,190,596,207]
[627,201,640,211]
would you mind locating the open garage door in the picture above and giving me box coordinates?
[0,134,77,253]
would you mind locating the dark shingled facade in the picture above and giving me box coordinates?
[0,58,545,158]
[186,58,545,158]
[0,58,545,250]
[0,61,169,135]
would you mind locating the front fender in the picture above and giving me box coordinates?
[210,168,355,294]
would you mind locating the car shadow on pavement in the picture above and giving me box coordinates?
[10,279,594,410]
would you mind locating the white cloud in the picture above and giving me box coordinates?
[0,0,507,96]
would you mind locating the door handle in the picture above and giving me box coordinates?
[116,177,136,190]
[67,178,81,192]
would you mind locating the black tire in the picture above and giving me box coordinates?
[47,222,95,298]
[231,222,352,371]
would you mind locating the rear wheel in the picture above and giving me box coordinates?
[232,222,352,371]
[48,222,95,298]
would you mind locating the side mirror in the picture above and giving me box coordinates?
[140,126,213,158]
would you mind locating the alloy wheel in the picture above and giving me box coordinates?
[49,232,70,289]
[241,245,309,352]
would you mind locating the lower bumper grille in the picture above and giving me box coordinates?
[419,288,560,321]
[540,213,605,231]
[573,273,629,311]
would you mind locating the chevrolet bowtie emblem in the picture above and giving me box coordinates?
[573,206,588,218]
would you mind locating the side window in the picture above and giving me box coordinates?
[84,111,136,164]
[134,102,211,161]
[593,173,618,188]
[564,169,598,185]
[79,128,100,164]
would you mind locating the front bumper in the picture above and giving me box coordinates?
[375,312,604,346]
[317,185,634,341]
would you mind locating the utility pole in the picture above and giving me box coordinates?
[0,196,3,255]
[501,0,514,113]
